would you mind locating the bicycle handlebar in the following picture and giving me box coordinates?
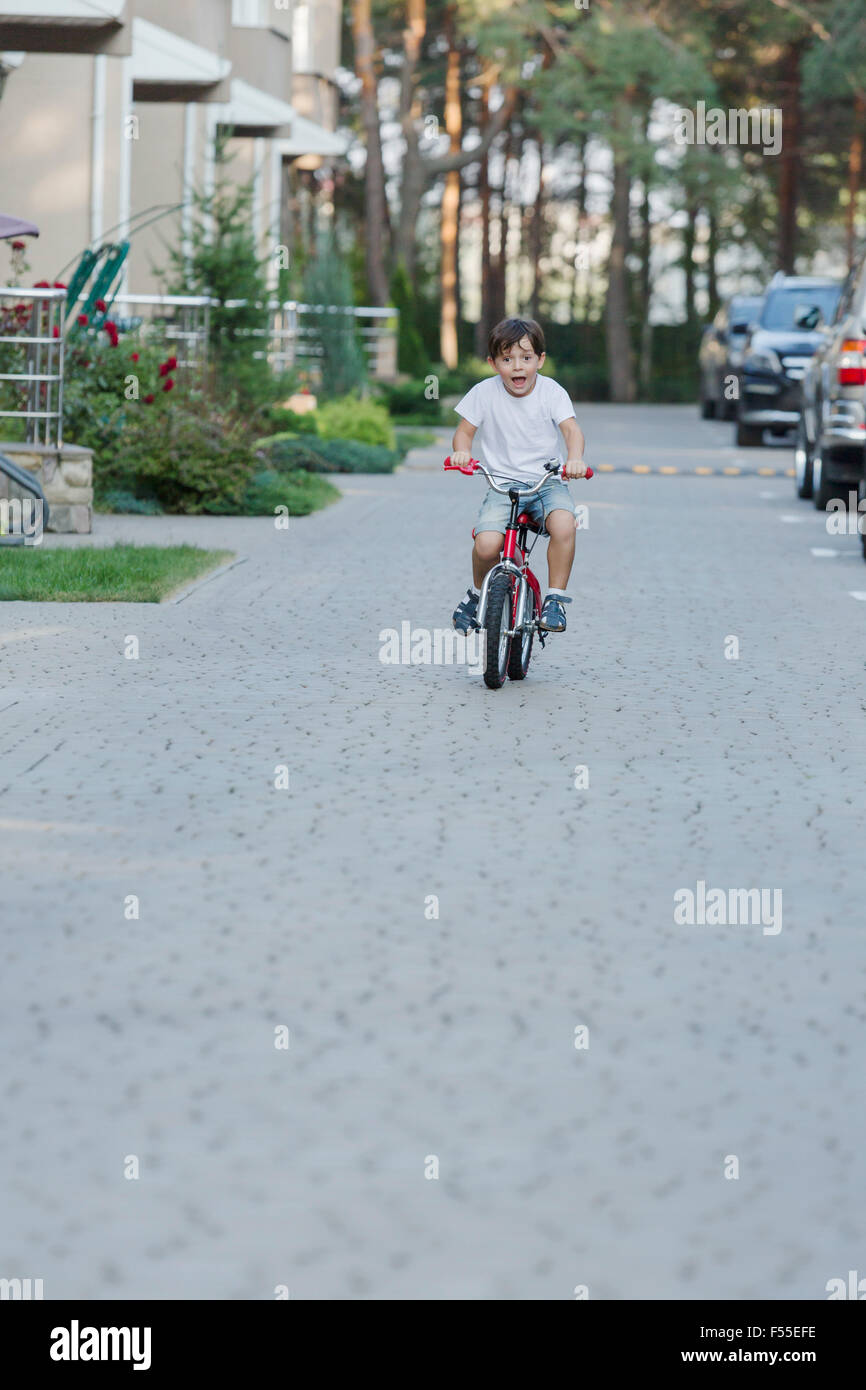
[443,455,593,494]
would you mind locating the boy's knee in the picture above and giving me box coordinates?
[546,510,575,542]
[474,530,503,561]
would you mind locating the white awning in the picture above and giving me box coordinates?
[0,1,124,18]
[131,18,230,87]
[275,112,347,158]
[215,78,295,131]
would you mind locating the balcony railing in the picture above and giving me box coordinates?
[0,289,398,442]
[0,286,66,448]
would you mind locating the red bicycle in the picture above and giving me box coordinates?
[444,455,593,689]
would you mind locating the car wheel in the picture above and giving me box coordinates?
[735,415,763,447]
[700,382,716,419]
[812,443,836,511]
[795,417,813,499]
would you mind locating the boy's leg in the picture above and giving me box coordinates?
[544,510,575,590]
[454,531,504,632]
[472,531,505,588]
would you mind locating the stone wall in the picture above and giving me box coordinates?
[0,442,93,533]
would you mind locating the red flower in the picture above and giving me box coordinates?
[77,313,88,326]
[162,378,175,392]
[11,240,26,251]
[95,299,107,312]
[53,281,66,290]
[165,355,177,370]
[158,362,169,377]
[52,325,60,339]
[130,352,139,362]
[143,393,154,404]
[33,280,49,289]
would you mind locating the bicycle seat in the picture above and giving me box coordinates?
[517,512,545,534]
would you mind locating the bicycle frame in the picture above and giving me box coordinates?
[476,493,543,638]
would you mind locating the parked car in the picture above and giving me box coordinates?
[734,274,843,447]
[797,255,866,521]
[698,294,764,419]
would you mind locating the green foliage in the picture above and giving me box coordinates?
[267,405,319,435]
[99,490,164,515]
[394,427,436,452]
[376,379,441,419]
[244,469,340,516]
[258,437,337,472]
[94,393,255,514]
[390,262,428,376]
[315,393,396,448]
[300,238,368,398]
[312,438,398,473]
[162,136,275,412]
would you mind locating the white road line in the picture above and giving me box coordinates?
[848,591,866,600]
[810,548,839,557]
[780,514,807,523]
[759,491,777,499]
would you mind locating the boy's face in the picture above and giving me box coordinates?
[488,335,545,397]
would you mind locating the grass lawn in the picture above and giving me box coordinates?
[0,544,234,602]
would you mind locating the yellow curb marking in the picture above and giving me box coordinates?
[723,467,742,475]
[632,465,651,473]
[694,467,714,475]
[597,464,615,472]
[659,466,678,474]
[757,467,776,476]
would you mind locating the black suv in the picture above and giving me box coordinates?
[699,295,764,419]
[734,275,842,447]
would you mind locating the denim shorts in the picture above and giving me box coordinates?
[475,476,574,535]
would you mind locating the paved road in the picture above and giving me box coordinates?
[1,405,864,1300]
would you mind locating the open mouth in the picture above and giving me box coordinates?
[511,376,527,388]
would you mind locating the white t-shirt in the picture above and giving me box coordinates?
[454,373,576,485]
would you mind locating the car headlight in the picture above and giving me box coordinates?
[744,349,783,375]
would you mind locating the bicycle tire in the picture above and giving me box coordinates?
[508,584,536,680]
[483,573,513,690]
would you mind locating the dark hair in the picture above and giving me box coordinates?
[487,317,545,360]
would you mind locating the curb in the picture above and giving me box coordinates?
[166,554,249,605]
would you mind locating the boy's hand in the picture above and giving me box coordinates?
[451,449,473,468]
[562,458,588,479]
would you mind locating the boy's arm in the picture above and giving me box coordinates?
[451,417,478,468]
[558,417,587,478]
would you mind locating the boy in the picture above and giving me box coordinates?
[451,317,587,634]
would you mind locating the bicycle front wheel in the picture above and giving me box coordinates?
[483,573,514,690]
[508,583,537,681]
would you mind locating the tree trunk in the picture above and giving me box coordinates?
[573,134,588,323]
[605,117,635,403]
[848,93,865,270]
[638,153,652,397]
[683,196,697,330]
[475,83,491,357]
[706,204,719,318]
[439,13,461,368]
[777,41,803,274]
[530,136,544,320]
[352,0,389,304]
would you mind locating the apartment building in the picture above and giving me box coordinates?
[0,0,345,291]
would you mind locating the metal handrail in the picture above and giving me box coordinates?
[0,449,49,546]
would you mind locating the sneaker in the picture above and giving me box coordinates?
[452,588,479,632]
[539,594,572,632]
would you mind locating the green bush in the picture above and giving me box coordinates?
[312,438,398,473]
[315,394,395,448]
[390,263,428,377]
[258,437,337,473]
[268,405,319,435]
[376,379,441,419]
[99,490,164,515]
[97,394,255,513]
[244,468,340,516]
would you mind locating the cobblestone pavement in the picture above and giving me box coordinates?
[1,406,864,1300]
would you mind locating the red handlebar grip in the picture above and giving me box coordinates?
[585,466,593,479]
